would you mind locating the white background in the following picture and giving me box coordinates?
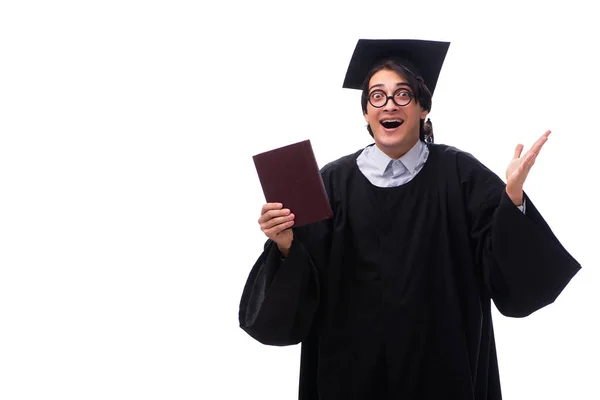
[1,1,598,399]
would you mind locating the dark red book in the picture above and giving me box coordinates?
[253,140,333,227]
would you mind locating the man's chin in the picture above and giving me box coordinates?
[374,134,419,156]
[375,131,415,146]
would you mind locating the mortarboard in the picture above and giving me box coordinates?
[342,39,450,94]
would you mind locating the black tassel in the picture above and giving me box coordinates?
[423,118,434,143]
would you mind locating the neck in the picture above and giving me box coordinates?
[376,137,420,160]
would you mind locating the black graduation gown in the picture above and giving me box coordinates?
[239,143,580,400]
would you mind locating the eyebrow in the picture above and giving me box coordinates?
[369,82,411,91]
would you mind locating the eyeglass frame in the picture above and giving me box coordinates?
[366,88,415,108]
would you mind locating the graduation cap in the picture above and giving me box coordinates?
[342,39,450,94]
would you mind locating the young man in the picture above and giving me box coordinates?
[239,39,580,399]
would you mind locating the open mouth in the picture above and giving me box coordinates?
[380,119,404,129]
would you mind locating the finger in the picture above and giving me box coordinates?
[513,144,524,160]
[524,151,536,165]
[529,130,551,154]
[261,202,283,215]
[264,220,295,237]
[528,152,538,166]
[260,213,295,230]
[258,210,291,225]
[543,129,551,138]
[516,152,537,177]
[261,203,283,216]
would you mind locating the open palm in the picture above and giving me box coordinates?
[505,130,551,205]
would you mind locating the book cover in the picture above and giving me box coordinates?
[252,140,333,227]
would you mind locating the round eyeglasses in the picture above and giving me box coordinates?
[368,89,414,108]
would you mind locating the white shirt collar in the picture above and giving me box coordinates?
[368,140,425,176]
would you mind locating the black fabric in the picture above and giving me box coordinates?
[342,39,450,93]
[239,143,580,400]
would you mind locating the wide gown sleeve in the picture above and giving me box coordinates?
[238,235,320,346]
[458,152,581,317]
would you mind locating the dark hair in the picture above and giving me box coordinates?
[361,60,434,143]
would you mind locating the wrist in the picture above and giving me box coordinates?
[277,243,291,258]
[506,187,523,206]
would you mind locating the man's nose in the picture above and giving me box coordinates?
[383,96,398,111]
